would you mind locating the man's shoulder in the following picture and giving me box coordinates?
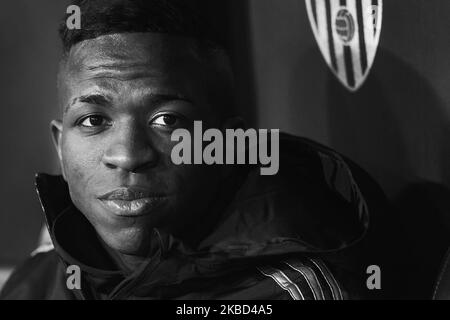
[253,256,354,300]
[0,249,71,300]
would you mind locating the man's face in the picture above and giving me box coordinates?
[52,33,229,256]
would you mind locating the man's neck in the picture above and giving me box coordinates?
[95,233,154,274]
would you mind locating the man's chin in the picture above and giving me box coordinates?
[97,226,153,257]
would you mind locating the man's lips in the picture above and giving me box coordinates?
[98,187,168,217]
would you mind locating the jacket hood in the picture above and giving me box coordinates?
[35,134,369,293]
[195,135,369,257]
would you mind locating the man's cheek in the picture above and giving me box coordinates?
[63,159,89,206]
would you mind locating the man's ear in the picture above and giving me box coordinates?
[50,120,66,180]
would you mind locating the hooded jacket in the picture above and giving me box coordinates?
[0,134,369,300]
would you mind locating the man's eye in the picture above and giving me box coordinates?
[151,114,181,127]
[79,115,108,127]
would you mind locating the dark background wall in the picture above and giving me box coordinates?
[0,1,66,265]
[250,0,450,195]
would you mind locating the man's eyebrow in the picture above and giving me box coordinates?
[65,94,111,113]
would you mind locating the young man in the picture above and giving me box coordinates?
[1,0,370,300]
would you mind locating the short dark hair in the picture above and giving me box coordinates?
[59,0,226,55]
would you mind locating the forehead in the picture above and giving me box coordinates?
[59,33,209,105]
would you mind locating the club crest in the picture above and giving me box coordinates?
[305,0,383,91]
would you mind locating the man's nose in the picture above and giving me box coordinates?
[102,123,158,173]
